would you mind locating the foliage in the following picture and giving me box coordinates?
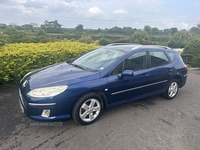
[37,30,47,37]
[144,25,151,34]
[21,24,34,32]
[3,26,26,43]
[170,27,178,35]
[98,38,111,45]
[182,38,200,67]
[190,27,200,35]
[0,32,8,46]
[0,42,97,85]
[168,30,193,48]
[113,37,133,43]
[75,24,84,32]
[149,35,171,46]
[41,20,62,33]
[1,21,200,48]
[78,36,93,44]
[0,23,7,30]
[122,27,135,36]
[133,29,149,44]
[144,25,178,36]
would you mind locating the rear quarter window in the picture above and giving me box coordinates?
[165,52,175,62]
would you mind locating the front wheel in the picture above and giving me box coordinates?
[163,79,179,100]
[72,93,103,125]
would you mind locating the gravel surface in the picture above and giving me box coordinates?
[0,69,200,150]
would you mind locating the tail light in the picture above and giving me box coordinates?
[184,64,188,71]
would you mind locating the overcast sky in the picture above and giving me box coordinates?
[0,0,199,30]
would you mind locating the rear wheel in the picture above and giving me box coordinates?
[72,93,103,125]
[163,79,179,100]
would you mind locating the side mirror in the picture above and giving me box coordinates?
[118,70,134,79]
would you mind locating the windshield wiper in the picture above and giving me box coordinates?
[66,58,76,64]
[71,63,85,70]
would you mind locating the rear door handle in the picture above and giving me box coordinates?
[168,69,173,72]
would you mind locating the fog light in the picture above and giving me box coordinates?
[41,110,50,117]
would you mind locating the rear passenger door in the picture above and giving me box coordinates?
[147,50,173,96]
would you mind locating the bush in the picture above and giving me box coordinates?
[78,36,93,44]
[0,32,8,46]
[113,37,133,43]
[98,38,111,45]
[168,30,193,48]
[133,29,149,44]
[181,38,200,67]
[0,42,97,85]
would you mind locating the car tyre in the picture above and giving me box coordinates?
[163,79,179,100]
[72,92,103,125]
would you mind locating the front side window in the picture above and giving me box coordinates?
[150,51,169,67]
[111,52,147,75]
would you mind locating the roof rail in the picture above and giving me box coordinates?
[144,45,172,49]
[106,43,139,46]
[156,45,172,49]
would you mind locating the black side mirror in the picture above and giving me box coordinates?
[118,70,134,79]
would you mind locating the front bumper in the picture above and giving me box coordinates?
[18,89,71,122]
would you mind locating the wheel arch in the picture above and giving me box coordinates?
[71,90,108,115]
[163,75,182,94]
[173,75,182,87]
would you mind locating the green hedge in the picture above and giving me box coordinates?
[0,42,97,85]
[182,38,200,67]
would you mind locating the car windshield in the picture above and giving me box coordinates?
[71,48,125,71]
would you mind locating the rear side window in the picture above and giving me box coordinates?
[165,52,175,62]
[150,51,169,67]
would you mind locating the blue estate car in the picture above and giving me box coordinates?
[19,43,188,125]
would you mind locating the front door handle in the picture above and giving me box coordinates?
[141,73,149,78]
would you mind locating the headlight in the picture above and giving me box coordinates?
[27,85,68,98]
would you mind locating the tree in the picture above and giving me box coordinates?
[98,38,111,45]
[41,20,63,33]
[190,27,200,35]
[8,23,18,28]
[3,26,26,43]
[21,24,34,32]
[0,23,7,30]
[151,27,161,35]
[108,26,123,34]
[122,27,134,36]
[0,32,8,46]
[196,23,200,28]
[182,39,200,67]
[163,29,171,35]
[168,30,193,48]
[75,24,84,32]
[144,25,152,35]
[133,29,149,44]
[170,27,178,35]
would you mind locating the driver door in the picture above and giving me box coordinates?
[106,51,149,107]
